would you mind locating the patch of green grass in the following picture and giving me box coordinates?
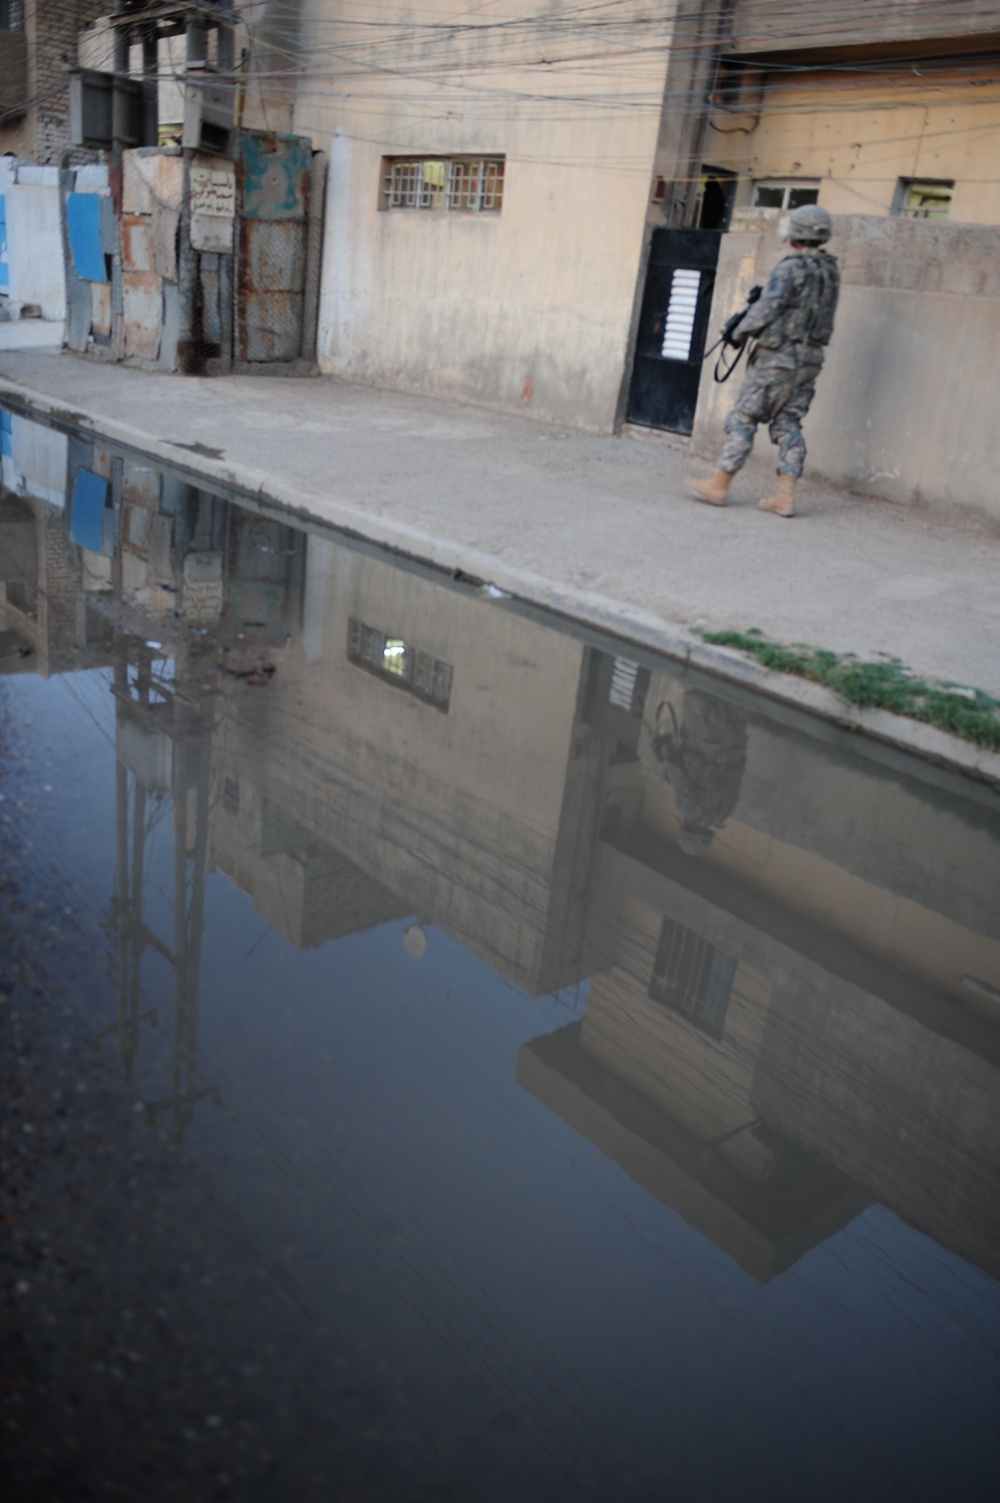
[701,630,1000,751]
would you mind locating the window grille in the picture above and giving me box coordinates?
[649,917,736,1040]
[348,618,453,710]
[383,158,504,213]
[893,179,953,220]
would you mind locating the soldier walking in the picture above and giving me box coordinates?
[691,204,840,518]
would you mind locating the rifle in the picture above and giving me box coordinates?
[704,284,762,383]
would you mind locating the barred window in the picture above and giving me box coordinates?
[892,178,953,221]
[649,917,736,1041]
[382,157,504,214]
[348,618,453,711]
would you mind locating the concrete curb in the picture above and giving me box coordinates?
[4,374,1000,793]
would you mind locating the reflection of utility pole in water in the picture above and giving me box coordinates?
[97,642,164,1076]
[153,684,219,1139]
[103,632,219,1139]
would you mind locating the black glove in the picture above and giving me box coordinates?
[722,314,748,348]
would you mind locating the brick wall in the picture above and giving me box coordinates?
[27,0,109,164]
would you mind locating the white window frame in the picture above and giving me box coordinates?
[751,180,821,211]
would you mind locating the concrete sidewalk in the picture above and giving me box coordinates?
[2,349,999,778]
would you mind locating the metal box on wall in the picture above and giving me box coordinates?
[70,70,150,150]
[182,79,234,157]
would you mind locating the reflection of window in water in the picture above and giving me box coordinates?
[348,618,454,711]
[609,657,640,710]
[649,916,737,1040]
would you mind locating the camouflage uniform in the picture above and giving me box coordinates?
[650,692,747,856]
[719,248,840,479]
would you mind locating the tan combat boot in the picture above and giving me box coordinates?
[690,469,734,507]
[759,473,796,517]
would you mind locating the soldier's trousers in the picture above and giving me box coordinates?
[718,356,821,478]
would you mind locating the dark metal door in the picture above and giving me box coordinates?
[627,228,721,434]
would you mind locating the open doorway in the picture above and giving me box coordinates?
[696,168,737,230]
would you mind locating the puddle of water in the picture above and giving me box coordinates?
[2,406,1000,1501]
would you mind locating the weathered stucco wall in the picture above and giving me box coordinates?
[0,162,67,319]
[300,1,671,430]
[690,212,1000,531]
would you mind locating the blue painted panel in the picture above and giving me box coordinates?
[239,132,310,220]
[66,193,108,282]
[1,409,12,459]
[0,194,8,290]
[71,470,111,555]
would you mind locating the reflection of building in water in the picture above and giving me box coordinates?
[0,413,113,676]
[207,535,610,995]
[8,404,1000,1277]
[97,461,310,1132]
[108,635,221,1138]
[523,665,1000,1282]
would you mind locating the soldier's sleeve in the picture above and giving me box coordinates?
[736,259,800,338]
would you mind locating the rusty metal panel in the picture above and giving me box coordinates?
[120,214,152,273]
[122,151,183,215]
[241,292,304,362]
[91,282,112,339]
[241,219,306,293]
[122,271,162,362]
[150,206,179,282]
[200,256,222,348]
[239,131,311,221]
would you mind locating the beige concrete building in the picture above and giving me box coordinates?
[265,2,1000,438]
[522,659,1000,1283]
[207,532,607,995]
[701,0,1000,226]
[288,0,672,429]
[683,6,1000,523]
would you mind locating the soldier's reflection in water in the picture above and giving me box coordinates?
[651,691,748,856]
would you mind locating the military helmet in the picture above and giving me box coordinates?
[677,822,714,858]
[786,203,832,244]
